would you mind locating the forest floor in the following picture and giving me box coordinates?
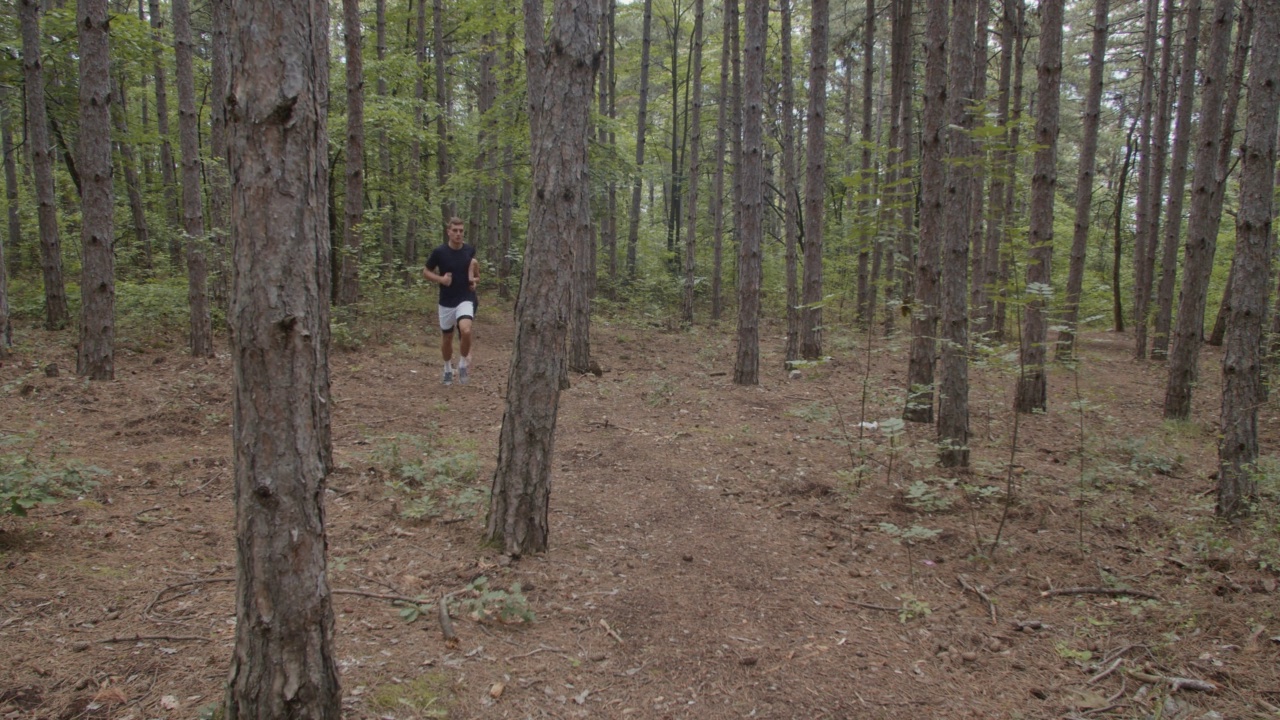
[2,299,1280,720]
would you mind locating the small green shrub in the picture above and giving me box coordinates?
[0,434,106,516]
[369,433,483,521]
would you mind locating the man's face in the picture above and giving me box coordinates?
[448,223,464,245]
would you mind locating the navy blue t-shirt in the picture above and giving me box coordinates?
[425,243,478,308]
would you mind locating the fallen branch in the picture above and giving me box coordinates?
[849,601,899,613]
[438,598,458,647]
[332,588,422,605]
[1041,587,1160,601]
[599,619,623,644]
[1124,668,1217,693]
[957,574,997,625]
[1087,657,1124,685]
[98,634,210,644]
[505,645,567,662]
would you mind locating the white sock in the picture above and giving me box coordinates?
[444,360,454,372]
[459,356,470,369]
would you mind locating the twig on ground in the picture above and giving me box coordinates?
[1124,668,1217,693]
[438,597,458,646]
[133,505,163,519]
[1041,587,1160,601]
[332,588,422,605]
[957,574,997,624]
[1088,657,1125,685]
[144,577,234,616]
[178,470,223,497]
[505,645,567,661]
[599,619,623,644]
[849,601,899,613]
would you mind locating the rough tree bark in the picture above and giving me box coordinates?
[938,0,978,467]
[174,0,212,358]
[20,0,69,331]
[781,0,799,362]
[799,0,829,361]
[1164,0,1237,420]
[223,0,341,715]
[1152,0,1202,359]
[905,0,947,423]
[76,0,114,380]
[733,0,765,386]
[1014,0,1064,413]
[1055,0,1110,362]
[1218,0,1277,519]
[485,0,599,556]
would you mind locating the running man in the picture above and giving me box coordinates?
[423,217,479,385]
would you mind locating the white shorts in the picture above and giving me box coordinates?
[438,301,475,333]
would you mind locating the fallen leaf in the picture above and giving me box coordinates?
[489,682,505,699]
[160,694,180,710]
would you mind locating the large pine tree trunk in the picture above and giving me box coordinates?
[20,0,69,331]
[224,0,340,715]
[486,0,599,556]
[337,0,364,306]
[905,0,947,424]
[77,0,114,380]
[733,0,765,386]
[626,0,654,280]
[1218,0,1278,519]
[1014,0,1064,414]
[681,0,705,324]
[780,0,799,362]
[1056,0,1110,361]
[1152,0,1202,359]
[1164,0,1237,420]
[938,0,977,467]
[799,0,829,360]
[174,0,212,358]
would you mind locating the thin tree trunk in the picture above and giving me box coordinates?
[1152,0,1203,358]
[1136,0,1177,356]
[626,0,654,280]
[858,9,877,329]
[208,0,230,308]
[781,0,799,361]
[1056,0,1110,361]
[1218,0,1278,519]
[433,0,451,224]
[406,0,427,271]
[1165,0,1237,420]
[733,0,765,386]
[905,0,947,423]
[992,0,1025,342]
[337,0,365,306]
[710,0,732,322]
[938,0,977,467]
[376,0,394,275]
[20,0,69,331]
[1113,118,1138,333]
[681,0,704,324]
[799,0,829,360]
[976,0,1015,337]
[1131,0,1160,358]
[150,0,180,268]
[486,0,599,556]
[111,75,151,274]
[1013,0,1064,413]
[2,90,19,276]
[174,0,211,358]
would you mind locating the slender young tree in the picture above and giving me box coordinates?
[433,0,451,223]
[20,0,69,331]
[905,0,947,423]
[733,0,765,386]
[1152,0,1203,359]
[337,0,365,306]
[626,0,654,279]
[208,0,230,307]
[938,0,978,467]
[3,91,20,275]
[486,0,600,556]
[1164,0,1237,420]
[376,0,394,274]
[857,3,876,328]
[406,0,427,269]
[1130,0,1159,358]
[1218,0,1278,519]
[1014,0,1064,413]
[150,0,180,266]
[174,0,212,358]
[780,0,799,362]
[223,0,341,714]
[1056,0,1110,361]
[110,75,150,273]
[75,0,114,380]
[681,0,704,324]
[1136,0,1177,356]
[709,0,733,321]
[799,0,829,360]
